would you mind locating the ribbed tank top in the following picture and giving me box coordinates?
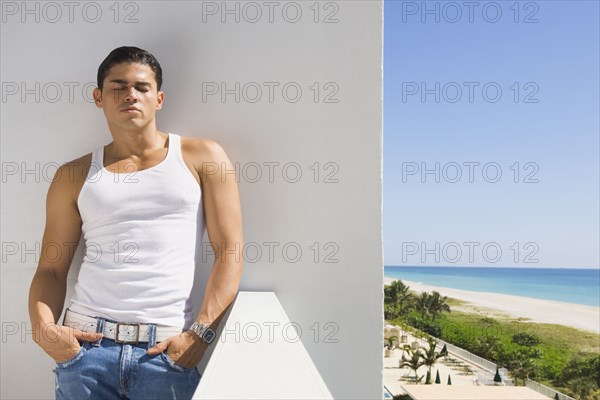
[69,133,205,329]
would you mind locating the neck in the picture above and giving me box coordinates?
[105,122,167,157]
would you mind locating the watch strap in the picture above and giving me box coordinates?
[189,322,215,344]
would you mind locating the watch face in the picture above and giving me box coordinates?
[203,329,216,344]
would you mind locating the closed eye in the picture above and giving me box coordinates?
[112,87,148,92]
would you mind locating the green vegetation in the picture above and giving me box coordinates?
[396,337,445,385]
[432,308,600,386]
[392,395,412,400]
[420,337,444,384]
[385,279,600,400]
[386,335,399,350]
[399,345,425,383]
[385,280,413,319]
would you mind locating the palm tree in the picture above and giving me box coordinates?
[384,335,398,358]
[567,377,598,400]
[428,291,450,321]
[384,280,401,304]
[505,332,541,385]
[414,291,431,320]
[399,343,412,360]
[396,282,413,315]
[420,337,444,384]
[384,282,399,319]
[506,350,537,386]
[386,335,398,350]
[399,347,425,383]
[473,335,503,362]
[384,280,413,318]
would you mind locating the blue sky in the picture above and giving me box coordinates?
[384,1,599,268]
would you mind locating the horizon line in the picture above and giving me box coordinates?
[384,265,600,270]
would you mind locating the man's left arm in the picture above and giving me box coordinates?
[147,138,243,366]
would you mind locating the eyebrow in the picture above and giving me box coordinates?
[109,79,152,86]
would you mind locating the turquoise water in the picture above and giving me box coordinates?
[385,266,600,307]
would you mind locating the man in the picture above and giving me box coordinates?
[28,46,244,399]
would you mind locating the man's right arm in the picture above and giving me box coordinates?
[28,161,102,362]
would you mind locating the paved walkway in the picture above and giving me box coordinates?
[383,333,497,396]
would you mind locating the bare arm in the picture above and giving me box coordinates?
[194,139,244,327]
[28,161,102,360]
[146,139,243,365]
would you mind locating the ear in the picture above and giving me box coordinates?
[156,90,165,111]
[93,87,103,109]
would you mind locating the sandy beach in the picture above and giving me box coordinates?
[384,277,600,334]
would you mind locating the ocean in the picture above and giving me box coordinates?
[384,266,600,307]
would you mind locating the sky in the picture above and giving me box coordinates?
[383,0,599,268]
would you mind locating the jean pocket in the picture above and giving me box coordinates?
[160,351,197,373]
[55,341,88,369]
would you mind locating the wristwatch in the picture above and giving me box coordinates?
[189,322,216,344]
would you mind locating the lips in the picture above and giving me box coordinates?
[121,107,140,112]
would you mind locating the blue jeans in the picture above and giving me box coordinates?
[52,317,201,400]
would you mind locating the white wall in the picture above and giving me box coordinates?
[0,1,382,398]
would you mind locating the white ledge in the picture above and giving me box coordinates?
[193,291,333,399]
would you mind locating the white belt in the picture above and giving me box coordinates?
[63,308,183,343]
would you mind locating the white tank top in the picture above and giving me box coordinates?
[69,133,205,329]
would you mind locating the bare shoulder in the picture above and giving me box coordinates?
[50,152,93,205]
[180,135,229,162]
[180,136,234,182]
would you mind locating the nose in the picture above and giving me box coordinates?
[124,86,139,102]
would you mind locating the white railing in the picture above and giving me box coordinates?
[435,338,498,372]
[526,380,576,400]
[386,322,576,400]
[431,337,575,400]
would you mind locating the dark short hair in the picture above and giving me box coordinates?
[97,46,163,91]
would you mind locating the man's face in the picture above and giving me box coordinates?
[93,62,164,130]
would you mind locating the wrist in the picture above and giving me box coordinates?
[183,330,204,345]
[195,314,215,326]
[188,322,216,345]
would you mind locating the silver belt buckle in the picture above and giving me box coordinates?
[115,322,140,344]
